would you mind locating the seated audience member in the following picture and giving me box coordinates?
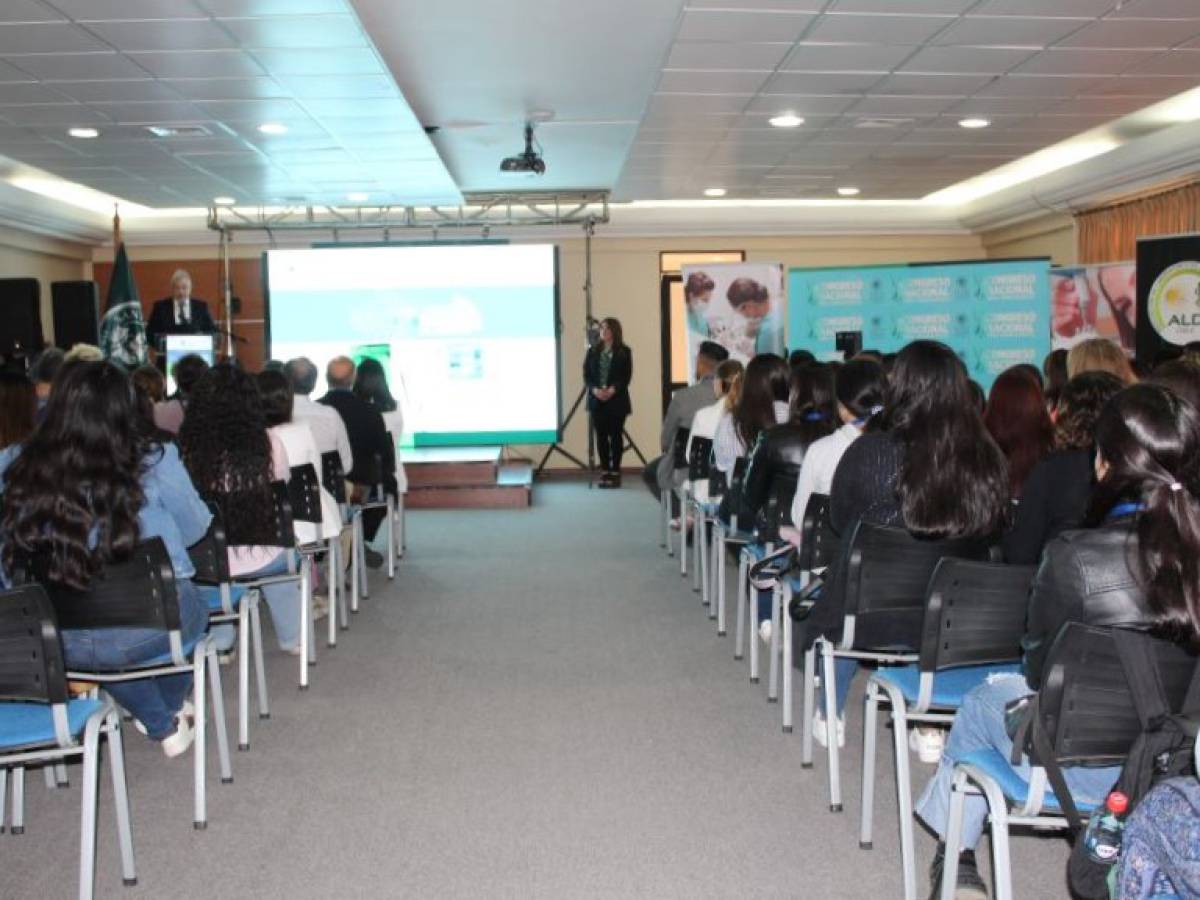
[319,356,392,565]
[1149,357,1200,411]
[63,343,104,364]
[738,363,837,639]
[1012,362,1043,390]
[180,364,303,652]
[967,379,986,414]
[782,356,886,550]
[801,341,1009,753]
[284,356,352,474]
[713,353,790,483]
[0,361,213,755]
[916,383,1200,899]
[1117,776,1200,899]
[788,348,816,370]
[685,359,744,505]
[0,371,35,450]
[1002,371,1123,565]
[1068,337,1137,384]
[984,366,1054,500]
[353,356,408,499]
[28,347,63,418]
[1043,347,1069,411]
[258,369,341,614]
[154,353,209,435]
[130,364,174,443]
[642,340,729,510]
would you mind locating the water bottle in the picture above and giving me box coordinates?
[1083,790,1129,863]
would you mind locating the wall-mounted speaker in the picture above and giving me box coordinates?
[51,280,100,349]
[0,278,44,359]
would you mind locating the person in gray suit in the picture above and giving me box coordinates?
[641,340,729,510]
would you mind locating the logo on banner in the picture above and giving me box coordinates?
[1148,261,1200,346]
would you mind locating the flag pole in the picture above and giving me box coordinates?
[112,203,121,249]
[219,225,234,361]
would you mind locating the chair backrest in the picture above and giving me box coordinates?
[755,469,800,543]
[25,537,181,633]
[840,520,992,651]
[797,493,837,572]
[266,480,297,549]
[671,427,691,469]
[0,584,68,706]
[918,558,1036,674]
[288,464,323,525]
[1039,623,1198,767]
[188,503,231,584]
[688,436,713,482]
[320,451,347,504]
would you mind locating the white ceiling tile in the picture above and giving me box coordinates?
[666,41,793,70]
[0,59,37,82]
[10,51,151,80]
[745,94,862,116]
[845,94,962,115]
[218,14,366,49]
[780,42,918,72]
[901,45,1038,73]
[196,0,348,13]
[805,13,956,44]
[1079,74,1197,95]
[0,81,72,103]
[1,103,108,124]
[972,0,1115,12]
[874,72,996,94]
[675,9,816,43]
[192,97,308,120]
[830,0,975,11]
[975,73,1116,96]
[165,76,285,100]
[0,22,107,53]
[1132,49,1200,76]
[1042,95,1154,115]
[942,95,1058,116]
[933,15,1091,47]
[0,1,65,23]
[763,71,882,93]
[84,19,236,51]
[126,49,265,78]
[656,70,772,94]
[301,98,415,121]
[46,0,207,20]
[1013,47,1159,75]
[94,101,205,123]
[249,46,381,76]
[646,94,751,116]
[1108,0,1200,17]
[1059,19,1199,48]
[271,74,397,99]
[51,79,186,102]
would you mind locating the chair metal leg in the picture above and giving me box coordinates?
[55,763,69,787]
[327,538,339,647]
[350,516,362,613]
[660,489,668,550]
[679,487,689,579]
[43,764,56,789]
[715,523,727,633]
[767,583,781,702]
[105,714,137,887]
[395,495,405,558]
[386,495,396,579]
[801,647,816,767]
[356,515,369,600]
[983,778,1015,900]
[206,646,233,785]
[237,602,250,750]
[860,682,880,850]
[299,559,312,690]
[693,506,703,594]
[1,767,8,832]
[748,553,760,684]
[707,518,719,621]
[821,641,842,812]
[697,510,709,605]
[305,557,316,667]
[782,583,794,733]
[942,771,969,900]
[12,764,24,834]
[734,549,747,661]
[78,714,103,900]
[192,649,207,829]
[249,597,269,720]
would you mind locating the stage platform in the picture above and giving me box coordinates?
[404,446,532,509]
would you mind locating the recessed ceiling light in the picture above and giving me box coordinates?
[837,187,861,197]
[68,127,99,139]
[212,196,236,206]
[959,117,990,129]
[257,122,288,135]
[768,113,804,128]
[346,192,370,202]
[704,187,727,197]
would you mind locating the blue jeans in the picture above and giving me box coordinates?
[820,658,859,717]
[242,552,302,651]
[914,672,1120,850]
[61,579,207,740]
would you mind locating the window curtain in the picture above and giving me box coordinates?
[1075,182,1200,264]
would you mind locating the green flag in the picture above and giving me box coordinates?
[99,242,147,368]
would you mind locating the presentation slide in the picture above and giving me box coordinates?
[265,244,560,447]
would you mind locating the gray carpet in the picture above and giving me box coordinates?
[7,482,1066,898]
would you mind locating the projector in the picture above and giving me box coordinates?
[500,123,546,175]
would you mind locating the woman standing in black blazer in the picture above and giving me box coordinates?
[584,317,632,488]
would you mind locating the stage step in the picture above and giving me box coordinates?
[405,461,532,509]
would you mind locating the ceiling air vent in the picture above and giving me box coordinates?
[853,118,914,129]
[145,125,212,138]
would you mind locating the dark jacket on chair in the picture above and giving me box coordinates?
[583,344,632,416]
[732,423,808,540]
[317,388,392,486]
[1021,515,1154,690]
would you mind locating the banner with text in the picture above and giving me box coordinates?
[682,261,786,382]
[787,258,1050,388]
[1136,233,1200,364]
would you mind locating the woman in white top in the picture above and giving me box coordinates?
[782,357,886,547]
[685,359,744,509]
[713,354,791,478]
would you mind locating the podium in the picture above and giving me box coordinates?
[163,334,215,393]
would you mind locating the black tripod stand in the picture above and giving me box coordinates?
[535,383,597,485]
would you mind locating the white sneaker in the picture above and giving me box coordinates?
[160,715,195,759]
[132,698,194,736]
[312,592,330,622]
[909,726,945,764]
[812,711,845,748]
[758,620,773,644]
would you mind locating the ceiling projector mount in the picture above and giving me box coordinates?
[500,122,546,175]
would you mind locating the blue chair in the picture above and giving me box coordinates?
[859,558,1034,900]
[941,623,1198,900]
[0,584,136,900]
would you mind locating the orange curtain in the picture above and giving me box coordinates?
[1076,182,1200,264]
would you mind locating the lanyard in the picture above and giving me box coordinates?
[1107,501,1144,520]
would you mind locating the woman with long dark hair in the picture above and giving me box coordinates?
[0,361,213,755]
[917,384,1200,897]
[805,341,1009,751]
[713,353,790,478]
[180,364,303,652]
[1002,371,1124,564]
[0,370,35,450]
[984,366,1054,499]
[583,317,632,487]
[352,356,406,498]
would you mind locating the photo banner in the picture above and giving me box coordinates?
[1050,262,1136,357]
[787,258,1050,389]
[1136,233,1200,364]
[681,262,786,381]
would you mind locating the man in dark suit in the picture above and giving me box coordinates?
[145,269,216,353]
[319,355,393,567]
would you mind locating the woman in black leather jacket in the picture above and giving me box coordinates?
[916,383,1200,899]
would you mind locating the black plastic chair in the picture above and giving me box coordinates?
[942,623,1198,900]
[861,559,1035,898]
[320,451,348,505]
[683,435,716,611]
[807,521,994,812]
[21,538,231,830]
[0,585,135,899]
[662,426,691,558]
[291,463,349,649]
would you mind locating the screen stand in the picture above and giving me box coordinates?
[535,384,597,486]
